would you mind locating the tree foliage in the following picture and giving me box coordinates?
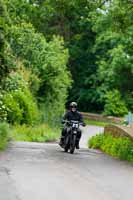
[0,0,71,124]
[92,0,133,113]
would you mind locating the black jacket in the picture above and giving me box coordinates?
[62,110,84,123]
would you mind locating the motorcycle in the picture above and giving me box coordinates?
[60,120,83,154]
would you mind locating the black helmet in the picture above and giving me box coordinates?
[70,102,77,108]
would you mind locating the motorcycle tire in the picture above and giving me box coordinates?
[70,135,76,154]
[64,135,69,152]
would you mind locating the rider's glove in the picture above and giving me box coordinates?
[66,121,71,126]
[61,120,66,124]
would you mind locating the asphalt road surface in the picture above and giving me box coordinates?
[0,125,133,200]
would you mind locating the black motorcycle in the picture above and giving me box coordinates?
[61,120,83,154]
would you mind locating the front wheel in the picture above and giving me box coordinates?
[64,135,70,152]
[70,135,76,154]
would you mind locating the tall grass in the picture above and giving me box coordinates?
[11,124,60,142]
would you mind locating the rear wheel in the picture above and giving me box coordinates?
[70,135,76,154]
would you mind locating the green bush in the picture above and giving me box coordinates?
[3,89,39,125]
[89,133,133,163]
[89,133,104,149]
[103,90,128,117]
[0,122,9,150]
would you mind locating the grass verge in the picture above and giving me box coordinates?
[11,124,60,142]
[85,118,110,127]
[88,133,133,163]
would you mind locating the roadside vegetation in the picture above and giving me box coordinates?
[89,133,133,163]
[0,123,9,150]
[11,124,60,143]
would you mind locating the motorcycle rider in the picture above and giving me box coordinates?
[59,102,85,149]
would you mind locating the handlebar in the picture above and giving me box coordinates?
[62,120,86,126]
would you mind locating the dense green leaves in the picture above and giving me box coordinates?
[0,0,13,83]
[91,0,133,113]
[8,23,71,122]
[1,0,133,124]
[103,90,128,117]
[89,133,133,162]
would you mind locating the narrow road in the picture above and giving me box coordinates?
[0,126,133,200]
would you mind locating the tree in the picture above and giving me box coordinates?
[92,0,133,113]
[29,0,103,111]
